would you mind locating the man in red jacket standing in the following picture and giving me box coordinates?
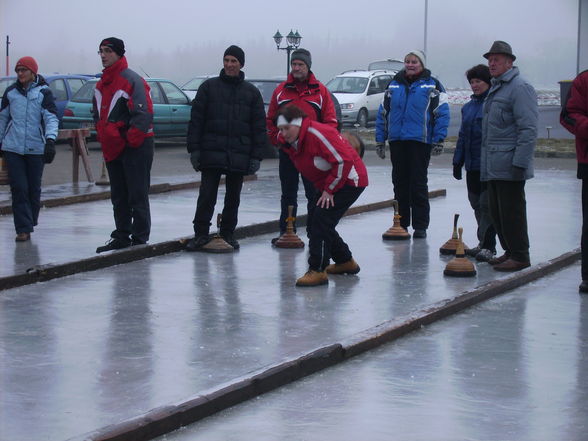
[94,37,155,253]
[266,48,338,244]
[561,69,588,293]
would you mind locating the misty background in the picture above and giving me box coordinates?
[0,0,580,89]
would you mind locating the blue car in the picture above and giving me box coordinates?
[0,74,93,122]
[62,78,192,138]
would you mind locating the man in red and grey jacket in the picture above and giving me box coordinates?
[561,69,588,293]
[93,37,155,253]
[266,48,338,244]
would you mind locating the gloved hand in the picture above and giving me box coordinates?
[376,143,386,159]
[512,166,526,180]
[190,150,200,172]
[44,139,56,164]
[247,159,260,175]
[453,165,462,180]
[431,142,444,156]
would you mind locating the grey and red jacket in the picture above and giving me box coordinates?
[282,118,368,195]
[266,72,337,146]
[93,56,154,162]
[561,70,588,174]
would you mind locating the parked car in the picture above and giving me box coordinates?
[248,78,284,113]
[0,74,93,122]
[326,70,395,127]
[180,75,215,100]
[62,78,192,138]
[367,59,404,72]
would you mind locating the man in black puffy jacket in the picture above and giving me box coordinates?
[186,45,266,251]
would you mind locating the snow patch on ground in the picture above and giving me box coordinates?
[447,89,560,106]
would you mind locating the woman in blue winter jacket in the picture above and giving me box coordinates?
[0,56,59,241]
[375,50,450,238]
[452,64,497,261]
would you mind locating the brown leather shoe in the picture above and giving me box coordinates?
[488,253,509,265]
[15,233,31,242]
[493,259,530,272]
[325,258,360,275]
[296,270,328,287]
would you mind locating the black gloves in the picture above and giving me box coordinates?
[44,139,56,164]
[512,166,526,180]
[453,165,462,180]
[248,159,261,175]
[190,150,200,172]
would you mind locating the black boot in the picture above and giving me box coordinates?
[221,232,240,250]
[96,238,131,253]
[185,235,211,252]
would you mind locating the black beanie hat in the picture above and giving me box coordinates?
[99,37,125,57]
[291,48,312,69]
[224,45,245,67]
[466,64,492,86]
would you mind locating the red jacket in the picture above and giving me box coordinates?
[266,72,337,146]
[561,70,588,165]
[94,57,154,161]
[283,119,368,194]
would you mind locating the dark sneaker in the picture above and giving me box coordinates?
[413,229,427,238]
[131,238,147,246]
[221,234,240,250]
[15,232,31,242]
[579,281,588,294]
[465,246,481,257]
[185,235,211,252]
[475,249,496,262]
[96,238,131,253]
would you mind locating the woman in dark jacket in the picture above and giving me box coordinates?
[452,64,496,261]
[0,56,58,242]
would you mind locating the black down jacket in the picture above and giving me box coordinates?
[187,69,267,173]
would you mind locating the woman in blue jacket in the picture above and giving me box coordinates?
[0,57,58,241]
[375,50,450,238]
[452,64,497,261]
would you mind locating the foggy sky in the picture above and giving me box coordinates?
[0,0,580,88]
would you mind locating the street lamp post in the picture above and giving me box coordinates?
[273,29,302,77]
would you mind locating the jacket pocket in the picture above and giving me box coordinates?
[487,143,515,175]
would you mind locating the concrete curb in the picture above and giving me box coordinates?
[0,175,257,215]
[68,248,580,441]
[0,189,447,292]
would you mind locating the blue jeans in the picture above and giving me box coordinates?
[4,151,45,234]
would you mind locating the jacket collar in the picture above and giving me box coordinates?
[491,66,519,85]
[285,71,319,89]
[395,68,432,85]
[219,68,244,83]
[101,56,128,85]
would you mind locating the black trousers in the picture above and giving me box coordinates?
[389,140,431,230]
[582,178,588,280]
[105,138,154,244]
[487,180,530,262]
[193,168,244,236]
[466,170,497,251]
[306,185,365,271]
[278,149,317,234]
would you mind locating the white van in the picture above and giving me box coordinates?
[326,70,395,127]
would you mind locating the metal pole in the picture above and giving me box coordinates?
[286,46,291,77]
[424,0,428,55]
[6,35,10,76]
[577,0,582,74]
